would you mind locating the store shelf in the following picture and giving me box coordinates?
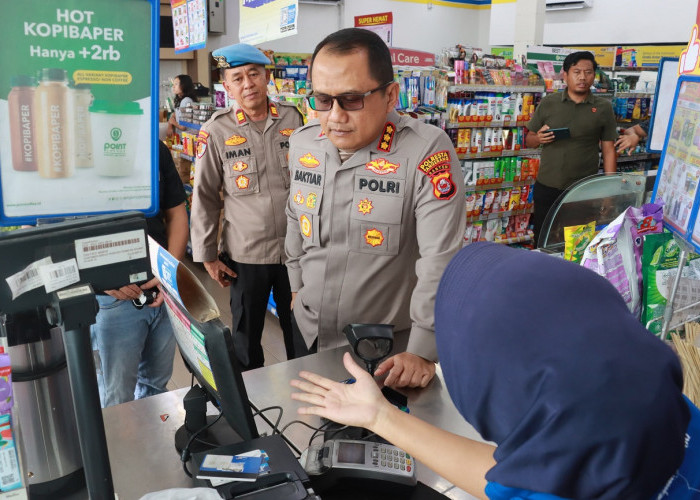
[610,66,658,72]
[446,118,530,129]
[616,152,660,164]
[448,84,545,93]
[494,232,534,245]
[466,207,534,223]
[465,179,535,193]
[615,92,653,98]
[180,121,202,131]
[616,118,651,126]
[173,149,194,161]
[457,148,540,160]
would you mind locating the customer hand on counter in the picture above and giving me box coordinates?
[374,352,436,389]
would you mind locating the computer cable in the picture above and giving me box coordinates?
[180,411,223,478]
[278,419,333,437]
[308,419,343,446]
[251,405,284,435]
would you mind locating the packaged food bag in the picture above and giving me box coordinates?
[563,221,596,263]
[642,233,700,337]
[0,353,12,413]
[581,203,664,318]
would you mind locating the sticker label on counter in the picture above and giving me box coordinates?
[5,256,53,300]
[56,285,93,300]
[74,229,147,269]
[39,259,80,293]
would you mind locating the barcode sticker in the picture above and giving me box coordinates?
[74,229,147,270]
[56,285,93,300]
[4,257,53,300]
[39,259,80,293]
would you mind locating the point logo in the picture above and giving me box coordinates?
[110,128,122,141]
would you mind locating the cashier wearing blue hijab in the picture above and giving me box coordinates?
[291,242,700,499]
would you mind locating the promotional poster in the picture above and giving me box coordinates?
[0,0,158,224]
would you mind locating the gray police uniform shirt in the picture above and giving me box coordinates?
[285,111,466,360]
[190,100,303,264]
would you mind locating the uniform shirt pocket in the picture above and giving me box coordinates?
[224,156,259,196]
[350,192,403,255]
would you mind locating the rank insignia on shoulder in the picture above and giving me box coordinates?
[269,103,279,117]
[235,109,247,124]
[377,122,396,152]
[226,134,248,146]
[365,158,399,175]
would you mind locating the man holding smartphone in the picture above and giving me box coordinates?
[525,51,617,246]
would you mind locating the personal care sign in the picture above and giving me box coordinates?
[0,0,158,225]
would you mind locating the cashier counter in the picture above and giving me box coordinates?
[77,338,483,500]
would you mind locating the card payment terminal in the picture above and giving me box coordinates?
[301,439,417,494]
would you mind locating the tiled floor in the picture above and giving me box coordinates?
[166,255,288,392]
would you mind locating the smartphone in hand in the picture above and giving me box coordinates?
[217,252,236,282]
[549,127,571,140]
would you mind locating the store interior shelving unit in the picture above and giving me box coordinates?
[445,82,544,245]
[602,66,661,172]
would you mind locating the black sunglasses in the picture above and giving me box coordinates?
[308,81,394,111]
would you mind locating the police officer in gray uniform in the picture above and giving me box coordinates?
[285,29,465,389]
[190,43,303,370]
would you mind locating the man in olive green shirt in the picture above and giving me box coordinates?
[525,51,617,246]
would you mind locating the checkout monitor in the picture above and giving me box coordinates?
[161,289,259,449]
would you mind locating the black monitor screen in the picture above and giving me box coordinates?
[160,15,175,48]
[0,212,151,315]
[162,289,258,442]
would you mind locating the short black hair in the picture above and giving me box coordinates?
[562,51,598,72]
[311,28,393,85]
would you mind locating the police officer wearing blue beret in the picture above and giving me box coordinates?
[190,43,304,369]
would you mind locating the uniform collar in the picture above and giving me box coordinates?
[233,99,278,126]
[561,88,594,104]
[312,111,402,148]
[337,112,403,170]
[268,100,280,119]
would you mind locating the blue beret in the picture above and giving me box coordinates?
[212,43,271,69]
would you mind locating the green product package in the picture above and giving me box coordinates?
[641,233,700,336]
[563,221,596,263]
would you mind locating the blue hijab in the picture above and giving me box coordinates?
[435,242,690,499]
